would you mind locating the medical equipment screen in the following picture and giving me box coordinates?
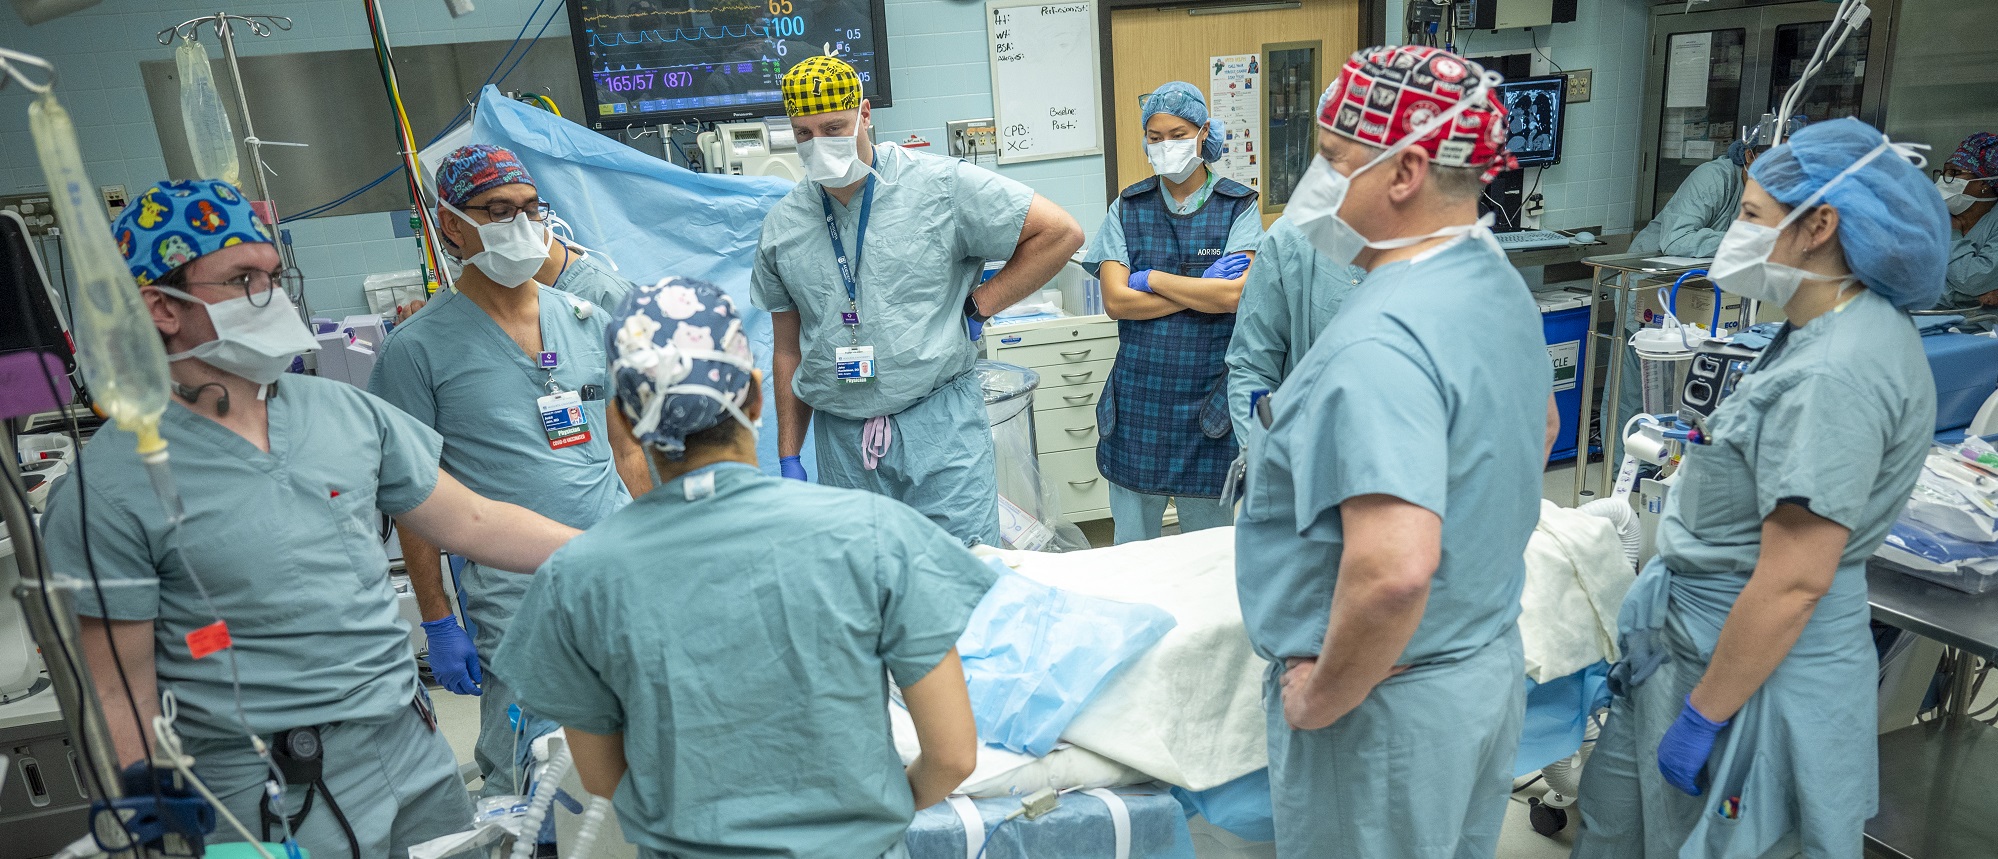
[1498,75,1566,168]
[568,0,893,129]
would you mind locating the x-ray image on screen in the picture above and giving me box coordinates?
[1496,75,1566,168]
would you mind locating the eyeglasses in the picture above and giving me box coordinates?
[456,199,550,224]
[179,267,305,307]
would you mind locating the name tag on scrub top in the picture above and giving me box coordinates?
[538,390,593,449]
[836,345,876,383]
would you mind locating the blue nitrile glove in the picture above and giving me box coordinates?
[966,313,984,341]
[780,456,808,481]
[1657,695,1728,796]
[421,618,482,696]
[1202,252,1253,280]
[1128,269,1155,293]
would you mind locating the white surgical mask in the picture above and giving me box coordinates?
[1146,137,1203,184]
[1710,135,1907,306]
[156,285,319,384]
[1936,175,1995,216]
[441,200,550,288]
[798,113,874,188]
[1285,71,1502,266]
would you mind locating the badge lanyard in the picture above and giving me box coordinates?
[821,178,876,346]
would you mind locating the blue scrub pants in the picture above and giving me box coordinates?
[187,696,473,859]
[815,371,1001,547]
[462,560,560,798]
[1265,632,1524,859]
[1107,484,1235,544]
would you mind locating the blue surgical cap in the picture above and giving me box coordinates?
[607,277,757,459]
[1748,117,1948,311]
[1141,81,1226,163]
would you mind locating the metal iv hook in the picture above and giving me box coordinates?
[156,14,295,47]
[0,47,56,94]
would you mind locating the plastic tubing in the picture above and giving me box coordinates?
[567,796,612,859]
[509,745,571,859]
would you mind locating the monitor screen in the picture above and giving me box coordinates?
[568,0,892,129]
[1497,74,1566,168]
[0,211,73,371]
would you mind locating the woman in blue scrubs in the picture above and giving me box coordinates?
[494,278,993,858]
[1572,118,1949,858]
[1086,81,1264,543]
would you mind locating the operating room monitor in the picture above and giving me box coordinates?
[568,0,893,129]
[1497,74,1567,168]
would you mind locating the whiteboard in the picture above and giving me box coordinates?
[987,0,1103,164]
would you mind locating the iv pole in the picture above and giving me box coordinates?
[155,15,303,278]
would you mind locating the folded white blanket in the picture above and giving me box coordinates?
[1522,500,1632,682]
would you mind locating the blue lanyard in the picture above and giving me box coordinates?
[820,178,875,334]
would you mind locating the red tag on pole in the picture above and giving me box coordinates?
[186,621,232,659]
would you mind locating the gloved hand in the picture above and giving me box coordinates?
[1657,695,1728,795]
[421,617,482,696]
[966,313,984,341]
[1128,269,1155,293]
[780,456,808,481]
[1202,252,1253,281]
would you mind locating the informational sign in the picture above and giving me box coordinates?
[1665,32,1713,109]
[987,0,1103,165]
[1208,54,1263,191]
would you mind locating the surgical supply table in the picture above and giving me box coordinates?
[1865,561,1998,859]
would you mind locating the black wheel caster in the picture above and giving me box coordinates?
[1528,796,1569,837]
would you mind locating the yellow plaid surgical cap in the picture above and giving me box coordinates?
[782,55,863,118]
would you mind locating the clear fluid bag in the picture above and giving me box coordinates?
[176,35,240,186]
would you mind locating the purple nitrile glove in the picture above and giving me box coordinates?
[1128,269,1155,293]
[780,456,808,481]
[1202,252,1253,280]
[1657,695,1728,796]
[421,617,482,696]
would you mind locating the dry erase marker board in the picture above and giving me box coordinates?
[986,0,1103,164]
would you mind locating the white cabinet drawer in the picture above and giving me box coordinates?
[1034,404,1100,453]
[1034,379,1107,412]
[1042,448,1110,514]
[988,319,1119,350]
[1036,358,1115,390]
[993,337,1119,369]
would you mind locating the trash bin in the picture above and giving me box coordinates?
[979,360,1085,551]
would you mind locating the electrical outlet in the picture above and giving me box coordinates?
[101,184,127,215]
[946,118,997,158]
[1566,69,1593,104]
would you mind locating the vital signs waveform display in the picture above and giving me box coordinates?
[567,0,892,128]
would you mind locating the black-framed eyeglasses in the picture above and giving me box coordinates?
[457,199,550,224]
[179,267,305,307]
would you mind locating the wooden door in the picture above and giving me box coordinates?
[1105,0,1362,227]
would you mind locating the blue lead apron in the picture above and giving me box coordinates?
[1096,176,1256,498]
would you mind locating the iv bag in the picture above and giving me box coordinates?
[176,36,239,186]
[29,90,171,443]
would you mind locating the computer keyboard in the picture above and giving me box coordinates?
[1492,229,1573,250]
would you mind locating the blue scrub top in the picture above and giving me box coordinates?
[42,376,442,737]
[1942,206,1998,307]
[1235,233,1552,665]
[550,249,638,315]
[1223,217,1366,443]
[1657,288,1934,578]
[493,463,998,858]
[369,285,629,529]
[751,144,1035,420]
[1628,157,1744,258]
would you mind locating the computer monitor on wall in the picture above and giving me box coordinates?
[1497,74,1567,168]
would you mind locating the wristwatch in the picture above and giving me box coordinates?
[964,293,992,324]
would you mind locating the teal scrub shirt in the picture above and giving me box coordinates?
[1222,217,1366,444]
[550,248,638,314]
[750,143,1034,421]
[1941,206,1998,307]
[368,284,631,791]
[43,375,443,735]
[1628,157,1744,258]
[1573,289,1933,859]
[1234,233,1550,859]
[493,463,997,859]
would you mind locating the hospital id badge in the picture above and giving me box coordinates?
[835,345,876,383]
[537,390,593,450]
